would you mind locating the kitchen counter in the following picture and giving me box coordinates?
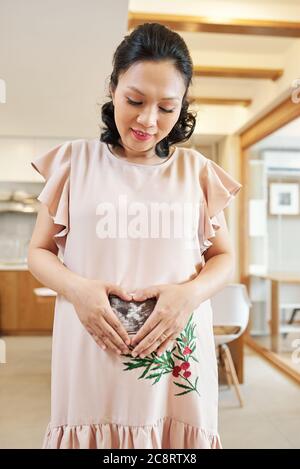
[0,263,28,270]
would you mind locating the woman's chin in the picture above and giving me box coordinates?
[126,134,157,151]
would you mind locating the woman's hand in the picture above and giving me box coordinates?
[129,282,200,358]
[70,278,133,356]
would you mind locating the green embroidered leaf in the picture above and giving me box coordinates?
[144,372,163,380]
[176,338,185,346]
[188,316,193,330]
[173,353,183,361]
[177,349,186,360]
[173,381,193,390]
[190,355,199,363]
[186,323,192,341]
[122,362,146,370]
[166,350,175,368]
[190,321,196,340]
[152,358,161,366]
[186,314,193,327]
[151,369,171,384]
[140,363,152,378]
[174,389,193,396]
[153,374,163,384]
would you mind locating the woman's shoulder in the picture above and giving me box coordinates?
[69,137,101,151]
[176,148,242,195]
[176,145,208,169]
[66,138,106,165]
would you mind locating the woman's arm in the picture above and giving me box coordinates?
[188,210,235,303]
[27,203,82,302]
[27,203,132,355]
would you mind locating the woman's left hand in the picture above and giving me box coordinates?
[129,282,200,358]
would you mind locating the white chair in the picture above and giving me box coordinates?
[210,283,252,407]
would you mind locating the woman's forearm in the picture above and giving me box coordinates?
[27,248,84,303]
[188,253,235,305]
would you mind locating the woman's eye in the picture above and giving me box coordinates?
[126,98,174,113]
[160,108,175,113]
[127,98,142,106]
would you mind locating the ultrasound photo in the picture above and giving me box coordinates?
[108,294,157,344]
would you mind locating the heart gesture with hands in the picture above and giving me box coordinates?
[130,282,200,358]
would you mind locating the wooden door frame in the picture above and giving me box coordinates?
[238,93,300,384]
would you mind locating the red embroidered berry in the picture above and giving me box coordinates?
[181,361,190,370]
[172,365,181,377]
[183,346,192,355]
[183,371,191,378]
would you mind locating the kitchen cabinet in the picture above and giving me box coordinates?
[0,269,55,334]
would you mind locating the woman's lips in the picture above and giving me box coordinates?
[131,128,153,141]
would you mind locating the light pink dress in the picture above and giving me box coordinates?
[31,138,242,449]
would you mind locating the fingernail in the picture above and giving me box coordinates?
[140,353,145,358]
[132,352,137,357]
[125,339,131,346]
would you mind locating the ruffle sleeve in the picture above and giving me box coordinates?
[199,158,242,255]
[31,141,72,252]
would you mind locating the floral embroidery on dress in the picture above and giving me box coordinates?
[122,313,200,397]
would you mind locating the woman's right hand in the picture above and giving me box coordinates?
[69,278,133,355]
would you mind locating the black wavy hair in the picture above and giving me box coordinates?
[99,22,197,158]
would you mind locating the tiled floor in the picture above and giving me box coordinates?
[218,347,300,448]
[0,336,299,449]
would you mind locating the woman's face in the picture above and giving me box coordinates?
[110,60,186,155]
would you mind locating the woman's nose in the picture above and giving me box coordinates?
[136,108,157,128]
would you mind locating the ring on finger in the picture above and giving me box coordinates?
[159,333,168,343]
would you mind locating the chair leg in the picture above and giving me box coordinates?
[282,308,300,339]
[221,344,244,407]
[288,308,300,324]
[219,345,232,388]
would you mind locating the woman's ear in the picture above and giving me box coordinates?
[109,86,115,106]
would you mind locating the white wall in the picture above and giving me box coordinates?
[0,136,67,181]
[0,0,129,139]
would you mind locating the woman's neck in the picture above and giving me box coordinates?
[109,142,175,166]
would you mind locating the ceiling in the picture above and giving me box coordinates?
[129,0,300,141]
[0,0,299,145]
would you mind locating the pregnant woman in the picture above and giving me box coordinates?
[28,22,242,449]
